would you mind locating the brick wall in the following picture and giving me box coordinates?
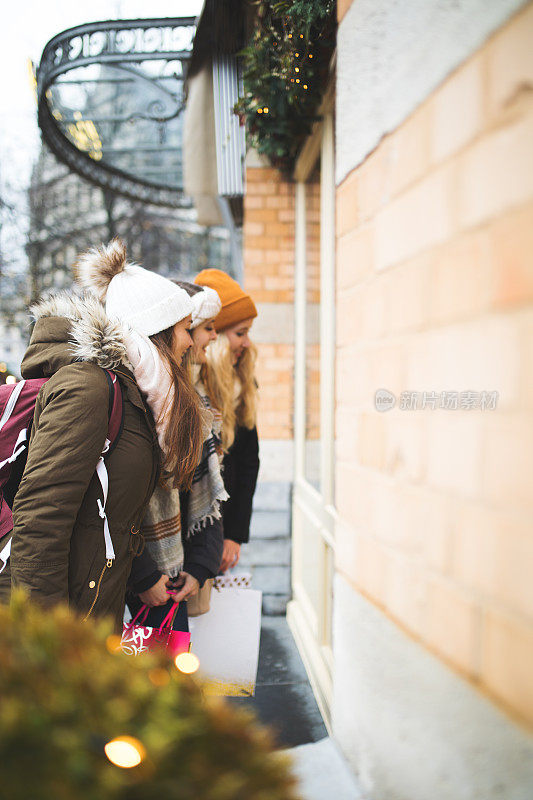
[243,165,295,441]
[240,161,296,613]
[335,4,533,724]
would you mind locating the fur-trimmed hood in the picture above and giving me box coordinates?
[21,291,129,379]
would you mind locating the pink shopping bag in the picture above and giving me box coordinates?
[120,604,191,657]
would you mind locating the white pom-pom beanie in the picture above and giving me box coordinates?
[106,264,192,337]
[190,286,222,329]
[76,239,193,337]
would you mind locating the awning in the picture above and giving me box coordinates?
[182,0,247,226]
[183,61,221,224]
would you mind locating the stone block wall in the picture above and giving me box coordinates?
[333,1,533,797]
[336,1,533,722]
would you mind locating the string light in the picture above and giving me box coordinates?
[295,52,299,57]
[288,33,292,38]
[257,108,263,113]
[309,53,314,58]
[296,78,300,83]
[300,33,304,38]
[303,84,308,89]
[295,67,299,72]
[263,107,269,113]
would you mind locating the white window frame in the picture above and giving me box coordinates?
[288,90,336,729]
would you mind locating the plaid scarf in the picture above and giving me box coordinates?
[141,379,228,578]
[186,387,228,537]
[141,481,183,578]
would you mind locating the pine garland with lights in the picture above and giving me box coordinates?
[234,0,336,170]
[0,592,298,800]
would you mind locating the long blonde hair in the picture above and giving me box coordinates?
[200,332,258,451]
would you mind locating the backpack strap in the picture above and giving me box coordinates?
[93,370,125,565]
[0,380,26,433]
[0,536,11,574]
[0,428,28,472]
[95,452,115,563]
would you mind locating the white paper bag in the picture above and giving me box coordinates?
[188,586,262,697]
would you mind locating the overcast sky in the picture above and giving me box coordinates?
[0,0,203,189]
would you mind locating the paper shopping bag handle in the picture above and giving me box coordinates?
[157,602,180,634]
[127,604,150,628]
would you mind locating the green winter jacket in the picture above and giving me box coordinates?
[0,293,159,631]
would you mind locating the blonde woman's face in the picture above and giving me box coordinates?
[172,315,193,360]
[225,318,254,365]
[191,318,217,363]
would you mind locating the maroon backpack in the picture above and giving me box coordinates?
[0,370,124,573]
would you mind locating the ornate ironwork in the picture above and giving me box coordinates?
[36,19,196,207]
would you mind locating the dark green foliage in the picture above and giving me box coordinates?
[0,593,299,800]
[234,0,336,170]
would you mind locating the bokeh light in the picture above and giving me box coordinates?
[105,634,121,653]
[175,652,200,674]
[104,736,146,768]
[149,668,170,686]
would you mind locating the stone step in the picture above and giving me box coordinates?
[262,593,290,616]
[249,565,291,595]
[250,509,290,539]
[241,537,291,567]
[253,481,292,512]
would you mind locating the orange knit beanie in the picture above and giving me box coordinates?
[194,269,257,332]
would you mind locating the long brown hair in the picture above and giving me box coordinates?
[150,325,204,490]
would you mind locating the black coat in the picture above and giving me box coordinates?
[221,425,260,544]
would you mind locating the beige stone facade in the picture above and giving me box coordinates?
[335,0,533,728]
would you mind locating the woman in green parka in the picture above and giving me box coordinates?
[0,240,204,631]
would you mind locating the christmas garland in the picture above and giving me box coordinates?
[234,0,336,171]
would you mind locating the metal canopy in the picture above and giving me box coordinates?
[36,18,196,207]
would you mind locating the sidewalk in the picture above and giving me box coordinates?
[226,617,364,798]
[287,738,366,800]
[226,616,326,747]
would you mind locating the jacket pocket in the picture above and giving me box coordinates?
[70,520,133,618]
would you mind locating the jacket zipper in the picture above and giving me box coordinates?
[82,560,112,622]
